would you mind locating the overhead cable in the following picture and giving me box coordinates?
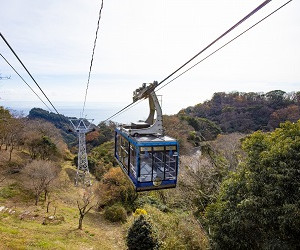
[82,0,104,117]
[154,0,272,91]
[0,32,61,116]
[113,99,145,120]
[0,52,53,112]
[120,0,294,120]
[103,0,273,122]
[156,0,293,92]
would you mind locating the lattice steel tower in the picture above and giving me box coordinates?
[70,118,94,186]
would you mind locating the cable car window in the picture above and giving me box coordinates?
[121,137,129,170]
[140,150,152,182]
[153,146,164,151]
[130,145,137,178]
[140,147,151,152]
[166,146,176,151]
[118,136,123,164]
[153,150,164,182]
[116,134,121,159]
[165,148,177,180]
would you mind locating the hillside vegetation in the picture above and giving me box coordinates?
[182,90,300,133]
[1,90,300,249]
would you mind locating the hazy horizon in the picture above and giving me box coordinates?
[1,100,175,124]
[1,0,299,115]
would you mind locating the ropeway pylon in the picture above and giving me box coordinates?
[69,118,94,186]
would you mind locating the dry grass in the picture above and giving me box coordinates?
[0,159,127,250]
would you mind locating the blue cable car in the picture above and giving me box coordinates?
[114,81,179,191]
[115,128,179,191]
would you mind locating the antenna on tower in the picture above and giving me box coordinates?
[69,118,94,186]
[0,73,11,80]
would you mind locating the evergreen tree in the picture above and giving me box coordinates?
[127,215,159,250]
[206,120,300,249]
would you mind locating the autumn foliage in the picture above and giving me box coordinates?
[97,167,136,208]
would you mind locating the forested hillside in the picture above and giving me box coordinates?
[1,89,299,249]
[182,90,300,133]
[28,108,78,147]
[27,108,113,152]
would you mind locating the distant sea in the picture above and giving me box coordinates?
[1,101,152,125]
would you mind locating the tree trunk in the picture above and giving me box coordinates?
[44,189,48,201]
[9,145,13,161]
[78,216,83,230]
[46,201,51,213]
[35,195,40,206]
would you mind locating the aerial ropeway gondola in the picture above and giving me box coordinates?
[115,81,179,191]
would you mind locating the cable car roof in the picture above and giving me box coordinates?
[134,135,177,143]
[116,127,178,146]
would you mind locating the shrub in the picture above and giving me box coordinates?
[134,195,170,213]
[144,205,209,249]
[6,160,25,174]
[133,208,147,217]
[127,215,159,250]
[97,167,137,208]
[103,204,127,223]
[0,183,21,199]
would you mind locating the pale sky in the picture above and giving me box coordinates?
[0,0,299,122]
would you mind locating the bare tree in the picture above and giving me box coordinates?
[22,160,60,205]
[45,193,57,213]
[210,133,245,171]
[6,118,23,161]
[23,120,67,160]
[77,187,97,230]
[179,154,221,211]
[0,108,25,161]
[0,107,12,150]
[0,176,5,186]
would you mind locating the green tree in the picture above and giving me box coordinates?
[24,119,67,160]
[206,120,300,249]
[127,215,159,250]
[182,116,221,141]
[28,135,58,160]
[97,121,115,145]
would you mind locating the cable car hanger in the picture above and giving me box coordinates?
[121,81,164,137]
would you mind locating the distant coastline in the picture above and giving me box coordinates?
[1,101,150,125]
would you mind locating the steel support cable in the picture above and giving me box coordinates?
[156,0,293,92]
[82,0,104,117]
[154,0,272,91]
[104,0,272,122]
[111,99,145,120]
[104,0,293,122]
[0,32,61,116]
[0,52,53,112]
